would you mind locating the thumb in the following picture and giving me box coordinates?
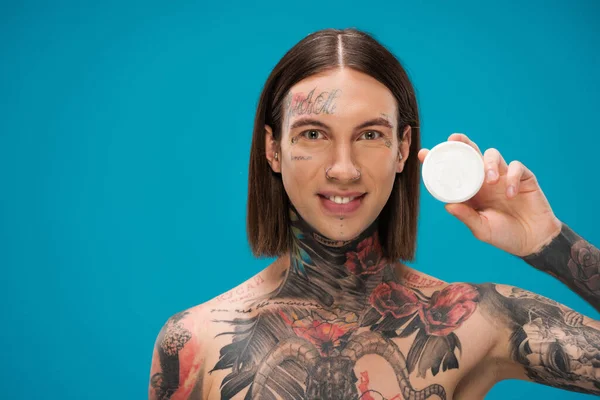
[445,203,487,241]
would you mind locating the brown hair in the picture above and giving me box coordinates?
[247,28,421,261]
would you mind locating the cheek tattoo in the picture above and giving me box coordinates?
[379,113,394,149]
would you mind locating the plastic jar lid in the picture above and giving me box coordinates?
[422,140,485,203]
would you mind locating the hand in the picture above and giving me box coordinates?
[418,133,563,257]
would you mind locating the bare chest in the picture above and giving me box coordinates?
[202,281,497,400]
[204,323,495,400]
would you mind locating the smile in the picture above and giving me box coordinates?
[317,193,366,214]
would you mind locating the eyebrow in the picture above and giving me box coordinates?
[289,117,393,131]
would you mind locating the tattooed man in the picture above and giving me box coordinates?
[148,29,600,399]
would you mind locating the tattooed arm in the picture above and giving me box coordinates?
[480,283,600,395]
[148,310,207,400]
[520,223,600,312]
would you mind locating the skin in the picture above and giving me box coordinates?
[264,69,411,241]
[148,68,600,399]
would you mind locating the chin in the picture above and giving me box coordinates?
[316,222,364,242]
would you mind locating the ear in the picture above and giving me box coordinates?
[264,125,281,173]
[396,125,412,173]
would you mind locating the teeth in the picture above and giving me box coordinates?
[328,196,356,204]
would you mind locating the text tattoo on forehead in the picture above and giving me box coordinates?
[285,87,341,129]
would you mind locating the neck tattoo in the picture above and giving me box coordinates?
[286,207,391,310]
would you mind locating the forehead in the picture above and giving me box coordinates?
[286,68,397,123]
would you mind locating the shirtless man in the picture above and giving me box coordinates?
[148,28,600,399]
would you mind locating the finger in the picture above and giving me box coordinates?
[505,160,536,198]
[483,148,508,184]
[418,148,429,163]
[445,203,489,242]
[447,133,483,156]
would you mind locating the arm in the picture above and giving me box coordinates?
[148,310,207,400]
[520,222,600,312]
[480,283,600,395]
[419,136,598,309]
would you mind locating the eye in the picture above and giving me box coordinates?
[301,129,324,140]
[359,130,382,140]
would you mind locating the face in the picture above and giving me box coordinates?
[265,68,411,241]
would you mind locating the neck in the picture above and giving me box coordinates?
[274,207,396,312]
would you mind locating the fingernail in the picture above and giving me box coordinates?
[486,169,498,182]
[507,185,516,197]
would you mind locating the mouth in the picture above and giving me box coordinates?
[317,193,367,215]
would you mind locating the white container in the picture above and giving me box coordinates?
[422,140,485,203]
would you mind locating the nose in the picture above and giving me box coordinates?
[325,143,361,182]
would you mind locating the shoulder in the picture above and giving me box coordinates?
[148,294,247,400]
[159,304,215,342]
[471,282,573,324]
[469,282,599,339]
[149,305,213,400]
[466,281,593,358]
[471,283,600,394]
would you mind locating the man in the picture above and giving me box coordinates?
[148,28,600,399]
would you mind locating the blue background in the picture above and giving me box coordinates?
[1,0,599,398]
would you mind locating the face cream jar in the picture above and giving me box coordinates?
[421,140,485,203]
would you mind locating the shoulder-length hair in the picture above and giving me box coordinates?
[247,28,421,262]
